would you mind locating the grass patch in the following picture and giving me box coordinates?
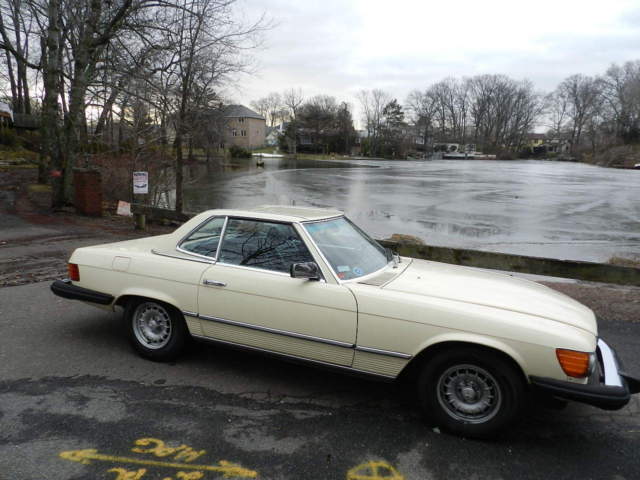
[0,163,38,171]
[608,256,640,268]
[0,146,39,163]
[27,183,52,193]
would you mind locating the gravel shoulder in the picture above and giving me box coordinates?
[0,209,172,287]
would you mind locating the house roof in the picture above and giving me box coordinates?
[224,104,265,120]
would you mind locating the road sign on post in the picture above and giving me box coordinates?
[133,171,149,194]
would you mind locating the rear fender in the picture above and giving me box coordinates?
[114,288,183,313]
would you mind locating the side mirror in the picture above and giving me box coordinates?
[290,261,321,281]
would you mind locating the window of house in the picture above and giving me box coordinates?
[179,216,226,258]
[241,130,247,136]
[218,219,315,273]
[232,129,237,137]
[238,117,245,123]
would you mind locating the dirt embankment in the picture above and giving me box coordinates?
[584,144,640,168]
[0,189,173,287]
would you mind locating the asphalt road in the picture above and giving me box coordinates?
[1,282,640,480]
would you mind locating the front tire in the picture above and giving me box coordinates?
[126,299,187,362]
[417,346,525,438]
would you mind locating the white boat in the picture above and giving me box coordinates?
[251,153,284,158]
[442,152,472,159]
[442,152,497,160]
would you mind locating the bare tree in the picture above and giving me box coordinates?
[556,74,603,151]
[145,0,265,213]
[0,0,35,114]
[264,91,282,127]
[545,90,569,137]
[405,89,438,152]
[357,88,391,157]
[282,87,303,154]
[601,61,640,143]
[249,96,269,119]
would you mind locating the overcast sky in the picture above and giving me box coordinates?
[233,0,640,124]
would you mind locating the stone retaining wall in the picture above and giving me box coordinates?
[0,165,38,190]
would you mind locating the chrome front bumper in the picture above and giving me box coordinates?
[530,338,640,410]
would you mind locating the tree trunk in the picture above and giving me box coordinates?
[41,0,64,208]
[63,54,90,204]
[0,9,18,110]
[94,84,121,137]
[174,132,184,213]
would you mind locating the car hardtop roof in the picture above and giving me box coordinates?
[198,205,344,222]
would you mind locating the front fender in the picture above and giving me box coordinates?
[413,332,528,375]
[410,331,566,381]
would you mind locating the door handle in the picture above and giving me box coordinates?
[203,279,226,287]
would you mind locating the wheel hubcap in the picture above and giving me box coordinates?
[133,303,172,349]
[436,364,502,424]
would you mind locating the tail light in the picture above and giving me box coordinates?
[556,349,592,378]
[68,263,80,282]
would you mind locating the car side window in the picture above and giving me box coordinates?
[179,216,226,258]
[218,219,315,273]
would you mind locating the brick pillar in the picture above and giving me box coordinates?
[73,169,102,216]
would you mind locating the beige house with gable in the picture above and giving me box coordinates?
[224,105,266,150]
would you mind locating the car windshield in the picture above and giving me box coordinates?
[303,216,389,280]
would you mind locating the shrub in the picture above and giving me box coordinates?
[0,128,21,147]
[229,144,251,158]
[18,130,41,152]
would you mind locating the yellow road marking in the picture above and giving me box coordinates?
[59,449,257,478]
[347,461,405,480]
[132,438,206,462]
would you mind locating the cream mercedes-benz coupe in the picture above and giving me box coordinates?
[52,206,639,437]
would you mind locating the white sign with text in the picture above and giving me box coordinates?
[133,171,148,194]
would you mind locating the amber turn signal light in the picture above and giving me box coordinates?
[556,349,591,378]
[68,263,80,282]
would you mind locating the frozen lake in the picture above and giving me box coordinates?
[184,159,640,262]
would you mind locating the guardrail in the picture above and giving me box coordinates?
[132,204,640,286]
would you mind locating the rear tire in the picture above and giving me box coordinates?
[417,346,525,438]
[125,298,187,362]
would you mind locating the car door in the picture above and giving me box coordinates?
[196,217,358,366]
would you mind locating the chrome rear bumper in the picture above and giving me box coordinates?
[50,279,114,306]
